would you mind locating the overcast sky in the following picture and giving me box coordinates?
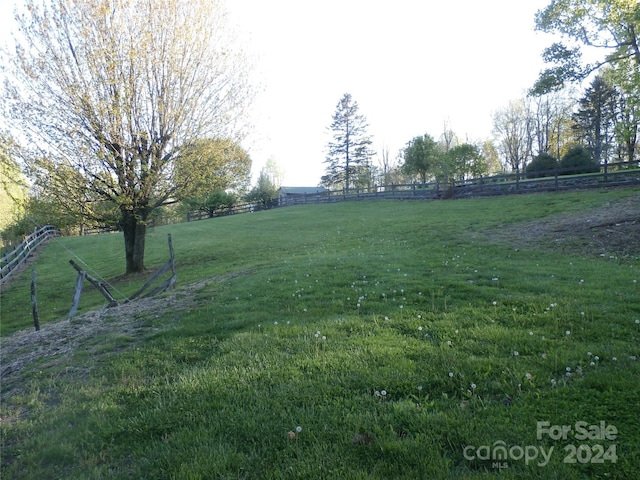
[1,0,561,186]
[225,0,562,186]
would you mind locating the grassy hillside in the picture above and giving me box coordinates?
[1,189,639,479]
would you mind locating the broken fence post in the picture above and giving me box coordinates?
[31,269,40,331]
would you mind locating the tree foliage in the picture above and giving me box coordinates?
[184,189,237,218]
[532,0,640,95]
[446,144,486,181]
[4,0,253,273]
[175,137,251,205]
[559,145,600,174]
[322,93,374,193]
[572,75,620,164]
[492,99,533,174]
[0,135,28,242]
[246,168,279,209]
[402,134,439,183]
[526,152,558,178]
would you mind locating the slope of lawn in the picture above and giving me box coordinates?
[1,188,639,479]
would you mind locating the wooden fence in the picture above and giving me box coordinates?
[183,163,640,222]
[0,225,61,285]
[274,161,640,207]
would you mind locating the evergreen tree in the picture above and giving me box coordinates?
[572,75,619,165]
[322,94,374,193]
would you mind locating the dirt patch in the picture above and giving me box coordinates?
[482,193,640,259]
[0,269,251,403]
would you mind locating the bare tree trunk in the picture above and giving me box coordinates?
[121,210,147,274]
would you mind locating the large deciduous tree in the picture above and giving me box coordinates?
[532,0,640,95]
[322,93,374,194]
[4,0,253,274]
[402,134,440,184]
[492,100,534,176]
[174,138,252,205]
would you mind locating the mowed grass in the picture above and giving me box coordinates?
[1,189,640,479]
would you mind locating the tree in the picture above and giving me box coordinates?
[184,189,237,219]
[480,140,503,174]
[559,145,600,174]
[5,0,253,274]
[28,155,118,234]
[263,157,285,189]
[0,135,28,241]
[446,143,486,181]
[572,75,620,165]
[402,134,440,183]
[246,168,279,209]
[175,138,252,207]
[322,93,374,193]
[526,152,558,178]
[532,0,640,95]
[492,100,534,177]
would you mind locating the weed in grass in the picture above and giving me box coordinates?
[1,189,639,479]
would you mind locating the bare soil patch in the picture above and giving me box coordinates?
[0,270,250,403]
[483,193,639,259]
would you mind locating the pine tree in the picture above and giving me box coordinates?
[572,75,620,165]
[322,94,373,193]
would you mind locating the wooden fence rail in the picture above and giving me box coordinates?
[184,162,639,221]
[0,225,61,285]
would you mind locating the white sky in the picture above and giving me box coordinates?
[0,0,561,187]
[228,0,559,186]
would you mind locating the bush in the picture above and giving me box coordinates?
[559,146,600,175]
[526,153,558,178]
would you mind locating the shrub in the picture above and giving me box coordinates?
[526,153,558,178]
[559,146,600,175]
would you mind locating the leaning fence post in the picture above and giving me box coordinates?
[31,269,40,331]
[68,270,86,319]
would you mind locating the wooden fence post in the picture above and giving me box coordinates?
[68,270,86,319]
[31,269,40,331]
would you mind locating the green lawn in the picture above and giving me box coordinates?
[1,189,639,479]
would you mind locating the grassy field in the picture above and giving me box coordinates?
[1,188,639,479]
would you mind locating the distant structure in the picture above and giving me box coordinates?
[278,187,327,206]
